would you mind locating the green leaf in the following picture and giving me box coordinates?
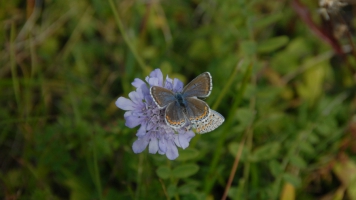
[282,173,301,188]
[227,187,239,199]
[240,40,257,56]
[249,142,280,162]
[63,175,93,200]
[188,39,210,59]
[316,118,337,136]
[299,142,315,155]
[172,164,199,178]
[257,36,289,53]
[228,142,248,161]
[178,183,199,195]
[156,166,171,179]
[181,194,198,200]
[296,60,328,105]
[290,155,307,169]
[306,133,320,144]
[142,46,158,59]
[104,188,127,200]
[254,12,283,29]
[31,189,53,199]
[176,149,199,161]
[269,160,283,177]
[243,84,257,99]
[167,184,178,198]
[235,108,255,128]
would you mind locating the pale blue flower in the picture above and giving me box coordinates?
[116,69,195,160]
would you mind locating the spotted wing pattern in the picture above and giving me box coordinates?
[194,109,224,134]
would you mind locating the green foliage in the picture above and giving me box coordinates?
[249,142,281,162]
[156,166,171,179]
[1,0,356,200]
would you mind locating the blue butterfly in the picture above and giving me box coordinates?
[150,72,224,133]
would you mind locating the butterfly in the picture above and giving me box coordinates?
[150,72,224,133]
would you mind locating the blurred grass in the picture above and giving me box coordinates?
[1,0,356,200]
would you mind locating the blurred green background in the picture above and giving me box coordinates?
[1,0,356,199]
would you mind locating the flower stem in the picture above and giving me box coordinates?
[92,133,103,200]
[107,0,150,75]
[135,153,144,200]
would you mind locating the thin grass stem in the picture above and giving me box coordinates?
[212,61,242,110]
[92,133,103,200]
[108,0,150,75]
[10,23,21,112]
[221,136,246,200]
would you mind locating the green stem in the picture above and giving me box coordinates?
[135,153,144,200]
[10,23,20,112]
[212,61,242,110]
[29,27,37,78]
[239,75,256,196]
[93,134,103,200]
[108,0,150,75]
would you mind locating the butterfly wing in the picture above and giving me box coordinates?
[150,86,176,109]
[165,101,187,128]
[195,109,224,134]
[184,97,210,124]
[182,72,212,98]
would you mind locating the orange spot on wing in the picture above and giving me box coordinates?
[166,115,184,125]
[191,106,209,121]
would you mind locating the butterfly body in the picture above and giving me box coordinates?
[175,93,186,107]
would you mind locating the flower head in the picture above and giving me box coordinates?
[319,0,347,20]
[116,69,195,160]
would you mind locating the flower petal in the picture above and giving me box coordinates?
[174,134,181,148]
[124,112,143,128]
[139,84,150,97]
[159,138,167,153]
[132,137,149,153]
[132,78,146,88]
[136,124,147,136]
[158,149,165,155]
[116,97,135,110]
[166,141,179,160]
[147,77,159,86]
[145,93,153,104]
[146,69,163,86]
[178,130,195,149]
[165,75,173,90]
[173,78,184,93]
[150,69,163,85]
[149,137,159,154]
[129,90,144,105]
